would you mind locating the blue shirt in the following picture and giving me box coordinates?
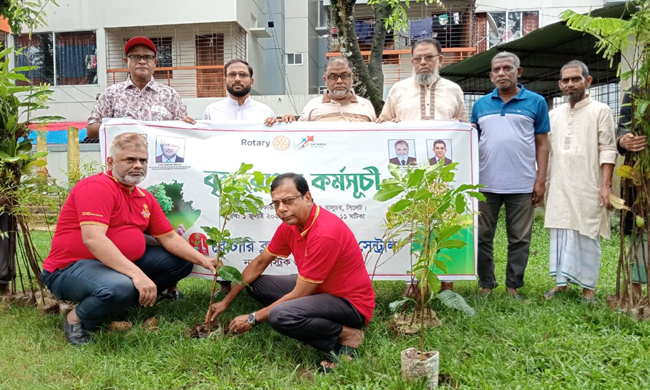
[471,85,550,194]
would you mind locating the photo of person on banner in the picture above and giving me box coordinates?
[156,136,185,163]
[388,139,417,166]
[428,139,453,166]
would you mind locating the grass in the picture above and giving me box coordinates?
[2,216,650,389]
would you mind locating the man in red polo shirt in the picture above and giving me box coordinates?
[206,173,375,371]
[41,133,216,345]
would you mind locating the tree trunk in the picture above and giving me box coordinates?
[330,0,388,115]
[0,211,17,295]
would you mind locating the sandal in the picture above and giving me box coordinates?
[317,343,359,373]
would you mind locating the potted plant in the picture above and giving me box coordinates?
[189,163,271,336]
[374,162,482,388]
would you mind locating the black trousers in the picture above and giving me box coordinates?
[248,275,365,352]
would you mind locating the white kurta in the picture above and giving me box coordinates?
[544,96,618,240]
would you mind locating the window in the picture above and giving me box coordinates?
[14,33,54,86]
[317,0,328,28]
[487,11,539,48]
[286,53,303,65]
[56,31,97,85]
[14,31,97,86]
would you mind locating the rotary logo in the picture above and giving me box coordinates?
[273,135,291,151]
[141,204,151,219]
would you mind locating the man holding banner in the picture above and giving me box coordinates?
[266,57,376,124]
[377,37,467,293]
[206,173,375,372]
[86,37,195,139]
[41,133,217,345]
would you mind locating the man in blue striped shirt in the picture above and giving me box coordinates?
[471,52,550,298]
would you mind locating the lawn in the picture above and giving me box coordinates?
[2,216,650,389]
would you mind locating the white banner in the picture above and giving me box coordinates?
[100,119,479,281]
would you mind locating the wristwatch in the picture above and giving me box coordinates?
[247,312,256,326]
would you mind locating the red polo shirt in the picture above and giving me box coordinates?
[43,171,174,273]
[266,204,375,323]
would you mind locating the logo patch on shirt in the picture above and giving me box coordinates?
[141,204,151,219]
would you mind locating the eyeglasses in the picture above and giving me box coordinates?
[411,54,439,64]
[227,72,251,79]
[326,73,352,81]
[269,194,304,208]
[127,55,156,63]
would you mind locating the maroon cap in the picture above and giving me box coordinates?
[124,36,157,56]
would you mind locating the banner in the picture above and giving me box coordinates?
[100,119,479,281]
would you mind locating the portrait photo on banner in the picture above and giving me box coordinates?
[155,136,186,164]
[387,139,417,166]
[427,138,453,166]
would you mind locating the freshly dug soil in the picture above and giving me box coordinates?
[389,312,442,335]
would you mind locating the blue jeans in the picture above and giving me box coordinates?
[41,246,193,330]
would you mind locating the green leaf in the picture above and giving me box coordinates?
[235,163,254,175]
[455,194,467,213]
[413,187,433,201]
[31,151,48,159]
[437,226,462,244]
[467,191,486,201]
[434,259,448,274]
[17,140,33,153]
[388,296,414,312]
[425,269,440,294]
[436,290,475,316]
[387,163,403,180]
[253,171,265,186]
[218,265,247,286]
[373,184,404,202]
[438,239,467,250]
[391,199,413,212]
[406,169,425,188]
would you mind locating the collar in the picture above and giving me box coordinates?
[227,95,251,107]
[491,83,527,101]
[125,75,158,92]
[103,171,146,197]
[570,95,592,110]
[322,91,357,104]
[290,204,320,237]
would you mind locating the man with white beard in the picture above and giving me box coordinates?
[266,57,376,124]
[377,38,466,123]
[41,133,217,345]
[377,38,467,294]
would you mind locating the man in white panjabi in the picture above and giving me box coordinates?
[543,60,617,302]
[377,38,466,294]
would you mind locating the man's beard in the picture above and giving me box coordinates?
[413,68,440,86]
[227,84,251,98]
[328,88,350,98]
[566,89,586,104]
[113,169,146,186]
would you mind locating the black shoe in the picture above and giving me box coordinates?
[62,316,90,346]
[158,289,184,301]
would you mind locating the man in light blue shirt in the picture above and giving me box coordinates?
[471,52,550,298]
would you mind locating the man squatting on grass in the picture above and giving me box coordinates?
[206,173,375,371]
[41,133,217,346]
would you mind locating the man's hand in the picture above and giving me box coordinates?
[200,257,218,274]
[532,181,545,207]
[132,274,157,307]
[600,185,613,209]
[264,116,279,126]
[175,224,186,236]
[205,300,230,323]
[182,116,196,125]
[375,117,400,124]
[619,133,647,152]
[229,314,252,334]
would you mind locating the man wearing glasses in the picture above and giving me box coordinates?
[266,57,376,124]
[206,173,375,372]
[202,59,276,121]
[377,38,466,123]
[87,37,195,138]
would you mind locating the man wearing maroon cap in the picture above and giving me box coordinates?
[206,173,375,372]
[41,133,217,345]
[86,36,195,138]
